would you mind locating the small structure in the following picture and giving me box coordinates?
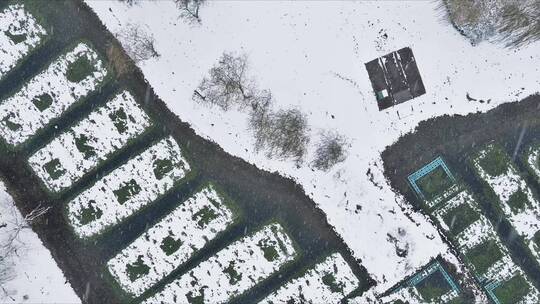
[365,47,426,110]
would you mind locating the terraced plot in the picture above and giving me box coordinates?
[0,4,47,80]
[29,90,151,192]
[67,136,191,238]
[0,42,107,146]
[143,223,297,304]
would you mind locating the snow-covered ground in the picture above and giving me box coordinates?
[29,90,151,193]
[67,136,191,238]
[143,222,297,304]
[0,43,107,147]
[86,0,540,297]
[0,182,79,304]
[0,4,47,80]
[107,184,236,297]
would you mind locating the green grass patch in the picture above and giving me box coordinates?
[5,30,26,44]
[465,240,503,275]
[191,205,218,228]
[322,272,345,294]
[74,134,96,160]
[2,114,21,131]
[493,275,530,304]
[258,238,279,262]
[223,261,242,285]
[153,158,174,180]
[43,158,65,180]
[416,166,454,201]
[478,145,509,177]
[125,255,150,282]
[108,107,129,134]
[113,179,141,205]
[66,56,95,83]
[78,201,102,225]
[31,93,53,112]
[415,270,452,302]
[442,204,480,236]
[160,234,183,256]
[507,188,530,214]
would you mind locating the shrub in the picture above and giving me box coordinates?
[312,130,348,171]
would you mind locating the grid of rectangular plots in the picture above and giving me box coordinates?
[143,223,297,304]
[29,90,151,192]
[0,43,107,146]
[0,4,47,79]
[67,136,191,238]
[259,253,359,304]
[107,185,236,297]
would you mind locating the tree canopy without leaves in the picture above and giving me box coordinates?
[251,108,310,163]
[312,130,349,171]
[194,52,268,111]
[175,0,206,24]
[116,23,159,64]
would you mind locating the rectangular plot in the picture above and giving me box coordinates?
[143,223,297,304]
[107,185,236,297]
[472,144,540,239]
[0,4,47,79]
[259,253,358,304]
[29,90,151,192]
[0,42,107,146]
[67,136,190,238]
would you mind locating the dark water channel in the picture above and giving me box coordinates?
[0,1,374,303]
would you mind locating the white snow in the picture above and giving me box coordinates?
[0,43,107,147]
[67,136,191,238]
[28,90,152,193]
[0,4,47,80]
[473,144,540,239]
[0,182,80,304]
[143,223,297,304]
[85,0,540,296]
[259,253,358,304]
[107,184,236,297]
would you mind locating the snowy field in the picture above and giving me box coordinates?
[85,0,540,295]
[0,42,107,147]
[0,4,47,80]
[260,252,359,304]
[67,136,191,238]
[143,223,297,304]
[29,90,151,193]
[107,185,235,297]
[0,182,79,303]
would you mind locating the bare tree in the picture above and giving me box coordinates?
[118,0,141,6]
[1,204,50,300]
[251,108,310,163]
[116,23,159,64]
[194,52,262,111]
[176,0,206,24]
[312,130,349,171]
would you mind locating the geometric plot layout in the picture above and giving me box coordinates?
[408,156,458,208]
[0,42,108,147]
[107,184,236,297]
[28,90,152,193]
[143,223,297,304]
[67,136,191,238]
[382,259,461,303]
[472,143,540,241]
[0,4,47,80]
[259,252,359,304]
[365,47,426,111]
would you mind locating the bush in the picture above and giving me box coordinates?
[312,130,348,171]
